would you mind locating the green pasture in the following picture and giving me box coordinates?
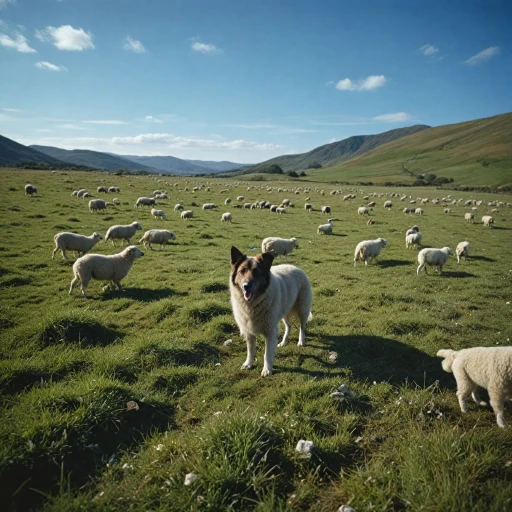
[0,169,511,511]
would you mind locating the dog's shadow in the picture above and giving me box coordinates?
[293,334,454,388]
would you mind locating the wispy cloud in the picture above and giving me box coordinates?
[58,123,89,130]
[464,46,499,65]
[224,122,318,134]
[372,112,413,122]
[224,123,278,129]
[35,61,67,71]
[0,32,36,52]
[2,107,22,112]
[123,35,146,53]
[0,0,16,10]
[82,120,128,125]
[335,75,387,91]
[191,37,223,55]
[36,25,94,51]
[420,44,439,56]
[145,115,163,123]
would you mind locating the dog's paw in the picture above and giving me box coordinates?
[241,362,253,370]
[261,367,272,377]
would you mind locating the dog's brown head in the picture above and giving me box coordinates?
[231,246,274,302]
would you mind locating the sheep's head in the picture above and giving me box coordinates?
[125,246,144,259]
[93,232,103,241]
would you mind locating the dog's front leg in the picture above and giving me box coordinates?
[241,334,257,370]
[261,331,278,376]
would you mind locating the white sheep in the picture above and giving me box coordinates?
[174,203,184,211]
[321,206,331,214]
[464,213,474,223]
[69,245,144,298]
[406,225,420,236]
[181,210,194,220]
[383,200,392,209]
[416,247,453,275]
[135,197,157,208]
[89,199,107,212]
[482,215,494,227]
[202,203,218,210]
[52,231,103,260]
[151,208,167,220]
[221,212,232,222]
[437,347,512,428]
[76,189,88,198]
[444,208,451,214]
[225,198,232,205]
[415,208,424,215]
[108,186,120,193]
[237,195,245,201]
[25,184,37,196]
[276,207,286,214]
[317,218,333,235]
[112,198,120,205]
[353,238,388,266]
[456,241,470,263]
[97,186,108,193]
[405,232,423,249]
[358,206,369,215]
[139,229,176,250]
[105,222,143,247]
[261,237,298,257]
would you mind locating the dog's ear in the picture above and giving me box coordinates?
[231,246,246,265]
[257,251,274,273]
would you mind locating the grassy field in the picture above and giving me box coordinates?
[1,169,511,511]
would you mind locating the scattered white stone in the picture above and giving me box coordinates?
[155,444,164,451]
[214,411,222,416]
[329,351,338,361]
[215,362,221,366]
[184,473,198,486]
[295,439,315,458]
[338,506,357,512]
[224,339,233,346]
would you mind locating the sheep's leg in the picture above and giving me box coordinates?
[69,276,80,295]
[472,388,487,407]
[488,388,507,428]
[261,330,278,376]
[52,247,59,260]
[80,280,90,298]
[417,263,424,275]
[278,317,292,347]
[62,249,68,259]
[298,316,307,347]
[241,333,256,370]
[453,369,476,413]
[114,280,123,292]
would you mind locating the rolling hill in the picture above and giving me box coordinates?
[0,135,65,167]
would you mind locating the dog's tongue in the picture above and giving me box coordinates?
[243,290,253,301]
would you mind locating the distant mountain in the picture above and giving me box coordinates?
[30,145,158,173]
[0,135,65,166]
[235,125,431,175]
[185,159,252,172]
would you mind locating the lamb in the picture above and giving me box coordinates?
[368,201,376,207]
[174,203,184,211]
[108,186,120,193]
[155,193,169,200]
[437,347,512,428]
[225,198,232,205]
[89,199,107,212]
[276,207,286,214]
[135,197,157,208]
[202,203,218,210]
[69,245,144,298]
[456,241,470,263]
[353,238,388,266]
[52,231,103,260]
[237,196,245,201]
[321,206,331,214]
[416,247,453,275]
[406,225,420,236]
[415,208,424,215]
[405,231,423,249]
[181,210,194,220]
[105,222,143,247]
[82,192,92,199]
[261,237,298,257]
[403,207,412,214]
[151,208,167,220]
[139,229,176,250]
[358,206,369,215]
[25,184,37,196]
[77,189,88,198]
[221,212,232,222]
[97,186,108,193]
[317,219,333,235]
[383,200,392,209]
[112,198,121,205]
[444,208,451,214]
[482,215,494,227]
[464,213,474,223]
[305,203,313,212]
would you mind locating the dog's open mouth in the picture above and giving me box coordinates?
[243,289,254,301]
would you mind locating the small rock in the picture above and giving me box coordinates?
[184,473,198,486]
[355,436,363,444]
[295,439,315,458]
[329,351,338,361]
[224,339,233,346]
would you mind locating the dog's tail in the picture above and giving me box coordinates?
[436,349,457,373]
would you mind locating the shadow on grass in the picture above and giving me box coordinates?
[441,271,476,278]
[471,255,495,262]
[103,287,188,302]
[379,259,411,268]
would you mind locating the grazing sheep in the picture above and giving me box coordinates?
[181,210,194,220]
[69,245,144,298]
[25,184,37,196]
[464,213,474,223]
[174,203,184,211]
[444,208,451,214]
[358,206,369,215]
[139,229,176,250]
[155,193,169,200]
[244,202,253,209]
[405,232,423,249]
[354,238,388,266]
[89,199,107,212]
[317,219,333,235]
[135,197,157,208]
[482,215,494,227]
[112,198,120,205]
[406,225,420,236]
[415,208,424,215]
[437,347,512,428]
[153,189,163,196]
[97,186,108,193]
[219,189,229,194]
[52,231,103,260]
[202,203,218,210]
[321,206,331,214]
[82,192,92,199]
[383,200,392,209]
[237,195,245,201]
[276,207,286,214]
[368,201,376,207]
[77,189,88,198]
[108,186,120,193]
[305,203,313,212]
[416,247,453,275]
[151,208,167,220]
[261,237,298,257]
[72,190,78,197]
[270,205,278,213]
[403,207,413,214]
[225,198,232,205]
[105,222,143,247]
[281,199,291,207]
[221,212,232,222]
[456,241,470,263]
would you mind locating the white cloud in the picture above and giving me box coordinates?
[464,46,499,65]
[123,35,146,53]
[191,37,223,55]
[372,112,413,122]
[145,115,163,123]
[58,124,89,130]
[36,25,94,51]
[0,0,16,10]
[0,32,36,52]
[420,44,439,56]
[335,75,387,91]
[82,120,128,125]
[35,61,67,71]
[1,107,22,112]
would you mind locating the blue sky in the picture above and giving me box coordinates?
[0,0,510,163]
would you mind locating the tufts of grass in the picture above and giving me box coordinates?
[185,301,232,323]
[200,281,229,293]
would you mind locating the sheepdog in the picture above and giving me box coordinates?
[230,246,312,376]
[437,347,512,428]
